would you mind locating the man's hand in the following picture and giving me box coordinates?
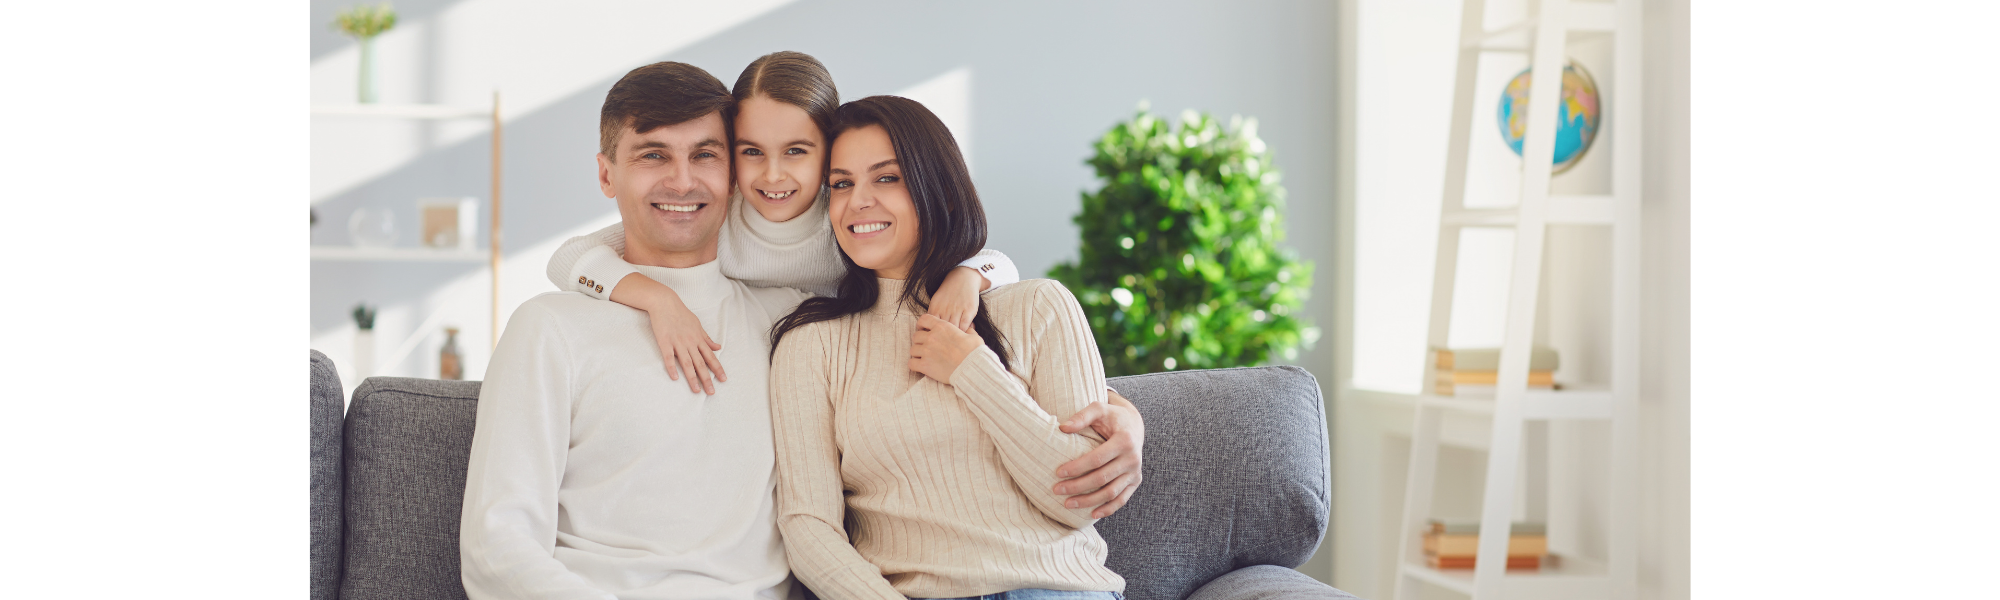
[927,266,989,332]
[909,313,984,385]
[611,273,725,395]
[1054,390,1145,519]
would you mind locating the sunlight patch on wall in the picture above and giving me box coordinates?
[892,66,974,175]
[310,0,799,204]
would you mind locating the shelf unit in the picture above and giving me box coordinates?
[311,94,504,349]
[1388,1,1642,600]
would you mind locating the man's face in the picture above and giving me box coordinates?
[597,112,731,268]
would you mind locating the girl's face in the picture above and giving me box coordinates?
[732,95,825,223]
[827,124,920,280]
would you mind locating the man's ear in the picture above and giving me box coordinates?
[596,152,616,199]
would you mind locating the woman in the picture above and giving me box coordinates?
[769,96,1125,600]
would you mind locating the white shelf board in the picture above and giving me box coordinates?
[311,246,490,262]
[311,104,493,120]
[1351,385,1614,419]
[1400,554,1609,598]
[1443,195,1616,227]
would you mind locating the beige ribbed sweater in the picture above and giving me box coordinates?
[769,278,1126,600]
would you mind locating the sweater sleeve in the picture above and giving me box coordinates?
[960,248,1021,291]
[459,301,616,600]
[946,282,1108,529]
[769,327,907,600]
[544,223,637,300]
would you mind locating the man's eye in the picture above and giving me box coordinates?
[695,152,717,159]
[641,152,664,159]
[742,148,763,156]
[785,148,807,156]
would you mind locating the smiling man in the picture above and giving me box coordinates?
[459,62,811,600]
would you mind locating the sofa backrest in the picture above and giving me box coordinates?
[340,377,482,600]
[1099,366,1332,600]
[313,365,1331,600]
[309,351,345,600]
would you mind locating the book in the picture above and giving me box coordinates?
[1426,554,1542,570]
[1428,519,1547,536]
[1433,382,1557,396]
[1432,347,1560,371]
[1422,532,1548,557]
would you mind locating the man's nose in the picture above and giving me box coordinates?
[660,160,696,195]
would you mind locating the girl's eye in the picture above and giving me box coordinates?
[785,147,807,156]
[742,148,763,156]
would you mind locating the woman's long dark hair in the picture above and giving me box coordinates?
[769,95,1009,370]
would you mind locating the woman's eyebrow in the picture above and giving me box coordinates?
[868,158,898,172]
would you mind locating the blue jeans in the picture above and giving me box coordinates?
[917,591,1123,600]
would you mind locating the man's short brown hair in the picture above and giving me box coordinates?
[599,62,734,159]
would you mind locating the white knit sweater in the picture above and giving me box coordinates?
[547,191,1020,299]
[461,261,814,600]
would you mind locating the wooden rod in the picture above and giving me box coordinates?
[490,91,503,350]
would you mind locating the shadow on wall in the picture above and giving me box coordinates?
[309,0,1340,353]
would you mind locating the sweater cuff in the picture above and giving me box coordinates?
[571,245,639,300]
[958,255,1019,292]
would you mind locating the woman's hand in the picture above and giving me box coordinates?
[927,266,989,332]
[610,273,726,395]
[909,313,984,385]
[1054,390,1146,518]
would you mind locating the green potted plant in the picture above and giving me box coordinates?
[1050,107,1317,376]
[333,3,398,103]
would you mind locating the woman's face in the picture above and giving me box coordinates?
[827,124,920,280]
[732,94,825,223]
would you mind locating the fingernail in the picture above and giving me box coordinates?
[1058,469,1069,477]
[1066,501,1077,508]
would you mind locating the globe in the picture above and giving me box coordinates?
[1497,59,1601,174]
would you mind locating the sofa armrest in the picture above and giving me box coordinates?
[1186,565,1361,600]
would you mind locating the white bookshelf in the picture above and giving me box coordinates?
[311,95,504,348]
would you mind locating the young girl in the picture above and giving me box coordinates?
[545,51,1017,395]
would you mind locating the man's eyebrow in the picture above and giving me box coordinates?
[694,138,726,150]
[735,138,818,148]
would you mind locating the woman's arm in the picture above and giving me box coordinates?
[907,282,1110,529]
[1055,392,1146,519]
[544,222,725,395]
[769,329,907,600]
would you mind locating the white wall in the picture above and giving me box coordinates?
[1330,0,1687,597]
[310,0,1348,581]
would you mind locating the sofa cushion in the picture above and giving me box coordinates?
[1185,565,1358,600]
[1098,366,1331,600]
[341,377,482,600]
[309,350,345,600]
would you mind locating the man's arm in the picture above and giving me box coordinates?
[1054,391,1146,519]
[459,302,616,600]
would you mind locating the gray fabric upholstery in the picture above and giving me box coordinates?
[1186,565,1359,600]
[1098,366,1333,600]
[340,377,482,600]
[310,351,345,600]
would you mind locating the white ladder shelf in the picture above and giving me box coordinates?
[1391,1,1642,599]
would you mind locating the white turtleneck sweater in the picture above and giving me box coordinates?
[461,260,814,600]
[548,191,1020,299]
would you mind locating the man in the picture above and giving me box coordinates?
[460,62,1143,600]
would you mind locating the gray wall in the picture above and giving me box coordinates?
[311,0,1343,582]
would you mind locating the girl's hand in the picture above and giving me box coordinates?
[909,313,984,385]
[928,266,989,332]
[610,273,726,395]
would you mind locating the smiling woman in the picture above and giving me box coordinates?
[766,95,1126,600]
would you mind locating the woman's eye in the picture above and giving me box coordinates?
[830,180,853,189]
[876,174,900,183]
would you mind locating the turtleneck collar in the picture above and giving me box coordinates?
[870,277,925,316]
[732,187,830,248]
[630,259,732,311]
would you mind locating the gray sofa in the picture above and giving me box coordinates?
[310,350,1357,600]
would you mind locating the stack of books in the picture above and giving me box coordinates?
[1422,520,1547,570]
[1429,347,1560,396]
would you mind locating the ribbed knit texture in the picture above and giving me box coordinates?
[769,278,1126,600]
[545,192,1019,300]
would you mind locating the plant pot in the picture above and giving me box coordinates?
[357,38,377,104]
[354,329,375,380]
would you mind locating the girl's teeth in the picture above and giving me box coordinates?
[762,190,794,200]
[852,222,888,234]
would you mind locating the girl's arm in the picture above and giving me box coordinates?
[927,249,1023,331]
[544,222,725,395]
